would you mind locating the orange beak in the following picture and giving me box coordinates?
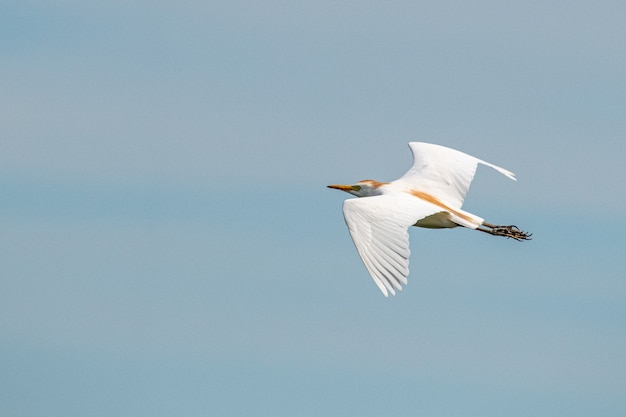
[327,184,354,193]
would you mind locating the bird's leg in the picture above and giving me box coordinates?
[477,222,532,241]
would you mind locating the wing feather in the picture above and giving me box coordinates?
[399,142,516,208]
[342,194,440,296]
[371,239,409,276]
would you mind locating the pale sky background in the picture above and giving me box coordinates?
[2,1,625,416]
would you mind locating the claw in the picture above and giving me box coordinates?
[492,225,532,241]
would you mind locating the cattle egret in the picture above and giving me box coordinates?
[328,142,531,297]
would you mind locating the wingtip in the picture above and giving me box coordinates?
[479,160,517,181]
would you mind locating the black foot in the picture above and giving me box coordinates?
[490,225,532,241]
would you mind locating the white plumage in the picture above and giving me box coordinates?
[328,142,530,297]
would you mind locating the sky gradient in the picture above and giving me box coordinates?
[2,1,625,416]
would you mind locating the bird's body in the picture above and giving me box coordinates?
[328,142,531,297]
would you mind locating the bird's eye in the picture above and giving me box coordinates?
[352,185,361,191]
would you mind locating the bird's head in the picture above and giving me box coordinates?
[327,179,387,197]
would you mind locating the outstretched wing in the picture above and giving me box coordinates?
[342,194,441,297]
[399,142,516,208]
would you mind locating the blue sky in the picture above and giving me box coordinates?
[1,1,625,416]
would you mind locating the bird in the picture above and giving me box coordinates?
[328,142,531,297]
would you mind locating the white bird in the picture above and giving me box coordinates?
[328,142,531,297]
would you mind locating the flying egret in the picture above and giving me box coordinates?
[328,142,531,297]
